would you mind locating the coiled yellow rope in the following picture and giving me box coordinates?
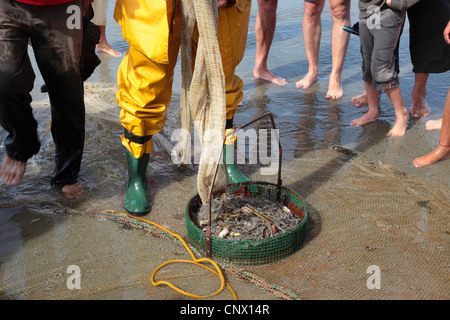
[105,210,237,300]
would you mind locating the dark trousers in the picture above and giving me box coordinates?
[0,0,85,187]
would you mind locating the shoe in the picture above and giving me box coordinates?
[123,148,151,216]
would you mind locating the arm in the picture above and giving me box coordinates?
[387,0,421,11]
[444,20,450,45]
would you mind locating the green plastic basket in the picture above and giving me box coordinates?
[185,112,309,265]
[185,181,309,265]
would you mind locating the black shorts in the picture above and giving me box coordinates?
[407,0,450,74]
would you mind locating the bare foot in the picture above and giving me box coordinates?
[410,87,430,118]
[62,182,83,199]
[325,76,343,100]
[350,111,379,127]
[296,71,318,89]
[413,144,450,167]
[351,92,368,108]
[254,66,287,86]
[425,119,442,131]
[97,44,121,57]
[386,113,409,137]
[0,156,26,186]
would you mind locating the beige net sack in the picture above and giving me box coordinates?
[173,0,228,204]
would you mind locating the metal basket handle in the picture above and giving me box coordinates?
[205,112,283,257]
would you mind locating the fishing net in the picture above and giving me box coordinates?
[1,83,449,300]
[173,0,227,204]
[1,0,449,300]
[184,112,310,266]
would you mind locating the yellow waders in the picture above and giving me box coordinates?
[115,0,251,159]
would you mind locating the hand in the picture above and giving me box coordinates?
[82,0,93,16]
[444,20,450,45]
[386,0,391,6]
[217,0,236,9]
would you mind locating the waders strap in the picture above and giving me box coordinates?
[124,128,152,145]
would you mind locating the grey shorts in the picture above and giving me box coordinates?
[359,8,405,91]
[408,0,450,74]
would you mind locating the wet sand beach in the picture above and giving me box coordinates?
[0,1,449,301]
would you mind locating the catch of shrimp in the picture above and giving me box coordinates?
[194,192,302,241]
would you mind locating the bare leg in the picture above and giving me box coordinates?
[425,118,442,130]
[351,81,379,126]
[0,155,83,198]
[352,91,369,108]
[385,86,409,137]
[353,74,431,115]
[254,0,287,86]
[325,0,350,99]
[410,73,430,118]
[0,155,26,186]
[96,25,121,57]
[413,86,450,167]
[352,91,383,108]
[296,0,324,89]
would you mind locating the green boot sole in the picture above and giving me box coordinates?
[123,149,151,216]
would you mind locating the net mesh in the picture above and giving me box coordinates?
[1,86,449,299]
[185,182,309,265]
[174,0,227,204]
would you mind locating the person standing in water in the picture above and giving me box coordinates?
[114,0,251,216]
[296,0,351,100]
[413,19,450,168]
[253,0,287,86]
[351,0,422,137]
[413,86,450,167]
[91,0,121,57]
[351,0,450,121]
[0,0,90,199]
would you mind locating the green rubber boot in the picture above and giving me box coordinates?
[123,149,151,216]
[223,141,250,184]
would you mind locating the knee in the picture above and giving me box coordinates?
[304,2,323,20]
[330,2,350,21]
[257,0,278,12]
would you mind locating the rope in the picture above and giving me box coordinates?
[105,210,237,300]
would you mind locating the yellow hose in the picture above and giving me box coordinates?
[105,210,237,300]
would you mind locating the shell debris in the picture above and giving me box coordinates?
[194,192,302,241]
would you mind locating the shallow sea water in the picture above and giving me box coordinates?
[19,1,450,191]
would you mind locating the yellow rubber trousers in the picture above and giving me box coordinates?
[114,0,251,158]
